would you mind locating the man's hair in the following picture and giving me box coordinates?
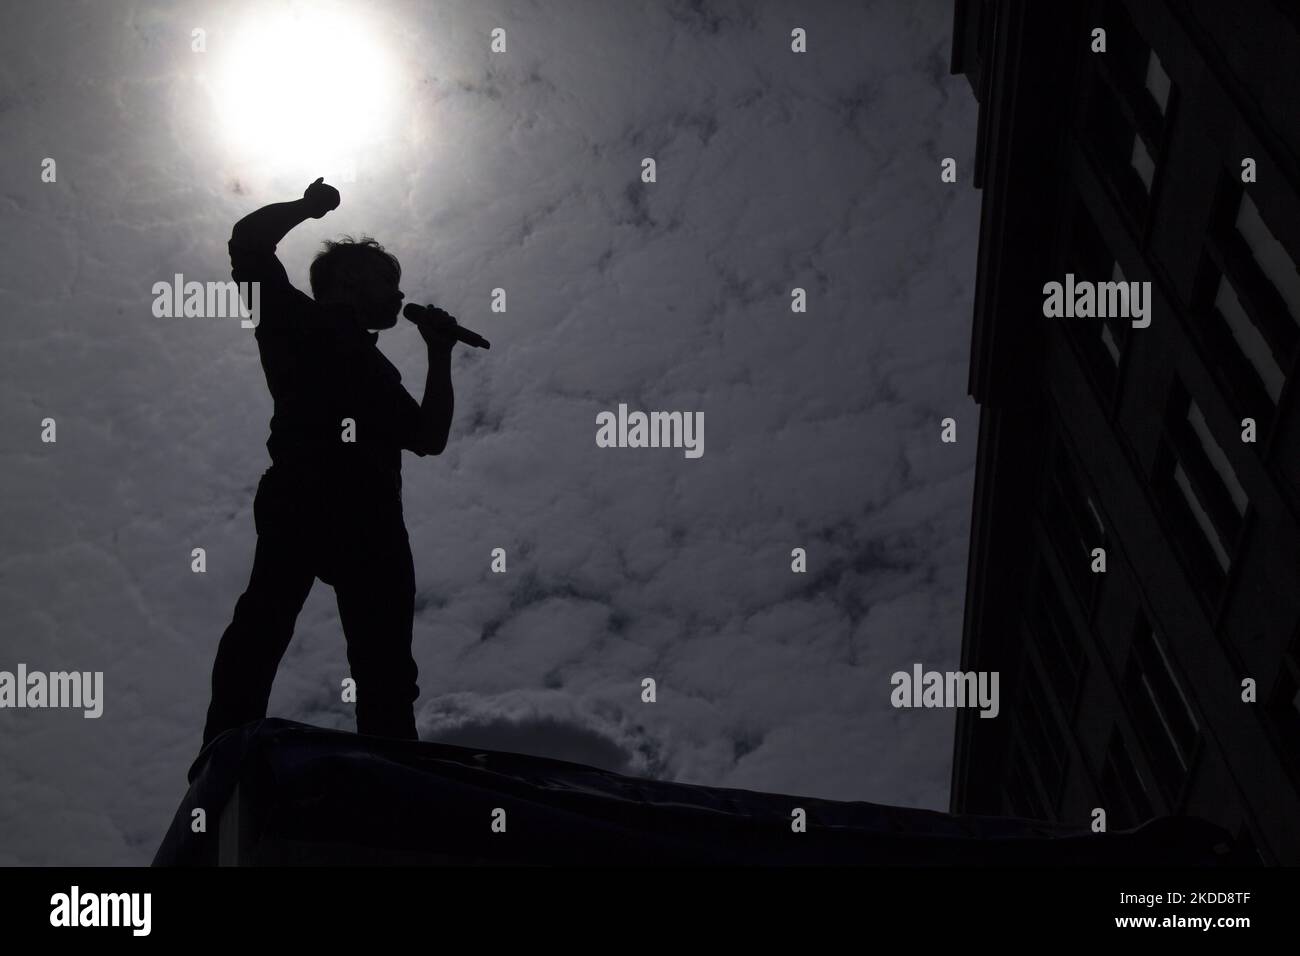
[309,235,401,301]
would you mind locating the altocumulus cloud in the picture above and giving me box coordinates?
[0,0,979,863]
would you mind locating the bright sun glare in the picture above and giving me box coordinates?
[214,5,397,178]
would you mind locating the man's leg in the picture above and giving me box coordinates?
[199,469,316,751]
[332,504,420,740]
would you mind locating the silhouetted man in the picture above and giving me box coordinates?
[191,178,457,782]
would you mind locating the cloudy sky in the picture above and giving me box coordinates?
[0,0,980,865]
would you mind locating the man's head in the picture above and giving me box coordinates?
[309,235,404,330]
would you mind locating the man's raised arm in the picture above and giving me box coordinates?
[231,178,340,248]
[229,179,343,332]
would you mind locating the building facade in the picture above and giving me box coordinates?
[948,0,1300,863]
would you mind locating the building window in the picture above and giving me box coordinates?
[1081,1,1173,228]
[1102,262,1128,362]
[1064,197,1132,398]
[1236,190,1300,332]
[1124,623,1200,806]
[1198,183,1300,421]
[1172,463,1230,571]
[1083,77,1151,220]
[1015,663,1070,806]
[1153,382,1248,597]
[1027,557,1087,707]
[1041,436,1108,613]
[1130,135,1156,191]
[1215,273,1285,401]
[1186,402,1249,516]
[1143,49,1171,115]
[1004,740,1050,821]
[1100,729,1155,829]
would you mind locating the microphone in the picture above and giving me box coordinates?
[402,303,491,349]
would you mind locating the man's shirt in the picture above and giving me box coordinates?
[230,236,424,494]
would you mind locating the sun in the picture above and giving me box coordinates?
[212,4,398,180]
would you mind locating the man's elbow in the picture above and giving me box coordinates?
[230,217,271,250]
[229,225,256,253]
[411,436,447,457]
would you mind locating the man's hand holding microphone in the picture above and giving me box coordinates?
[404,303,491,351]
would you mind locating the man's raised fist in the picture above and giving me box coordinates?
[303,177,341,218]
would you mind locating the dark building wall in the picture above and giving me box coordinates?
[949,0,1300,863]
